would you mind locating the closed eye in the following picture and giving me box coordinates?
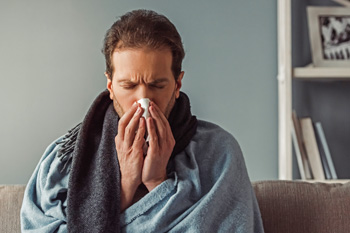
[149,79,168,89]
[121,84,137,89]
[150,84,165,89]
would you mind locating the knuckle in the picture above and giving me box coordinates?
[139,120,144,129]
[115,135,121,144]
[118,119,126,128]
[125,126,134,136]
[134,133,143,142]
[150,135,158,142]
[115,142,123,151]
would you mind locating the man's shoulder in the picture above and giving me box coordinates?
[183,119,246,184]
[38,135,68,171]
[196,119,228,132]
[189,119,243,159]
[195,119,238,145]
[41,135,67,161]
[38,124,79,176]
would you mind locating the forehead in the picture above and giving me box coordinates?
[112,48,173,76]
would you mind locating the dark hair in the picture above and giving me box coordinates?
[102,9,185,80]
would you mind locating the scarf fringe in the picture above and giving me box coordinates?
[56,122,82,172]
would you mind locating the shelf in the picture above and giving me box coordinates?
[293,65,350,79]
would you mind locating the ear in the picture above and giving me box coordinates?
[175,71,184,99]
[105,72,114,100]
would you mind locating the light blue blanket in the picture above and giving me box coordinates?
[21,120,264,233]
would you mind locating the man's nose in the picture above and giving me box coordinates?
[136,85,153,100]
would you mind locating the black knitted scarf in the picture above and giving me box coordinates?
[56,89,197,233]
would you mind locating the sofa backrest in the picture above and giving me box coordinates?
[253,180,350,233]
[0,185,25,233]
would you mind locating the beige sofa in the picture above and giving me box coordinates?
[0,185,25,233]
[253,180,350,233]
[1,181,350,233]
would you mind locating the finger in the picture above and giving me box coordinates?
[149,102,168,125]
[149,102,172,139]
[124,106,144,147]
[146,117,159,152]
[118,102,139,140]
[133,117,146,150]
[148,102,165,129]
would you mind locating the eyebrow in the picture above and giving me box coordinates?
[117,78,170,84]
[117,79,134,84]
[149,78,169,84]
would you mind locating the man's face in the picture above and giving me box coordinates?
[106,48,183,118]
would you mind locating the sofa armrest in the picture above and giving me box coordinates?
[252,180,350,233]
[0,185,26,233]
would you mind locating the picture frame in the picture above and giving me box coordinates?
[333,0,350,7]
[307,7,350,67]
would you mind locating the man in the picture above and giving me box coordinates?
[21,9,264,233]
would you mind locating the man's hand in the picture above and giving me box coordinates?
[142,101,175,191]
[115,102,146,211]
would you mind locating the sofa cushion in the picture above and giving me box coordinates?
[0,185,26,233]
[253,180,350,233]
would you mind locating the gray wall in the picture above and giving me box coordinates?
[0,0,278,184]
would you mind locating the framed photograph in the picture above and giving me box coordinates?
[333,0,350,7]
[307,7,350,67]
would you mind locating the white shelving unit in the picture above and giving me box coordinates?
[277,0,350,183]
[294,65,350,79]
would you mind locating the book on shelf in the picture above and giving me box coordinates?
[299,117,325,180]
[314,122,338,179]
[291,120,306,179]
[291,111,312,179]
[317,139,332,180]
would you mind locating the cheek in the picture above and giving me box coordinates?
[152,91,174,114]
[114,91,135,111]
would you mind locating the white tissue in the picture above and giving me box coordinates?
[137,98,150,119]
[137,98,151,145]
